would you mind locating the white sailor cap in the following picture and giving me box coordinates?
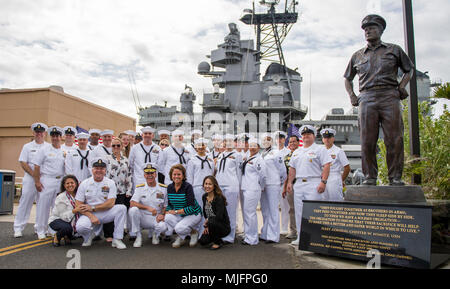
[89,128,102,135]
[172,129,184,137]
[273,131,287,139]
[224,134,235,140]
[48,126,64,136]
[320,128,336,137]
[194,138,209,146]
[76,132,90,139]
[259,132,273,140]
[211,134,223,141]
[31,122,48,132]
[63,126,76,135]
[101,129,114,136]
[190,129,203,136]
[124,130,137,137]
[158,130,171,136]
[299,125,317,136]
[248,137,260,146]
[141,126,156,134]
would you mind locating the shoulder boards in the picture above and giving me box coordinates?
[158,183,168,188]
[136,183,145,188]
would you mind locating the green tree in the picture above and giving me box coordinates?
[433,82,450,100]
[377,95,450,199]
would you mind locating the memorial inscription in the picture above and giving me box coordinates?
[300,201,432,268]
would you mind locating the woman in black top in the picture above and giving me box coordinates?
[199,176,231,250]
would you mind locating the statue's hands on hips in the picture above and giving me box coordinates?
[350,93,359,106]
[398,87,409,100]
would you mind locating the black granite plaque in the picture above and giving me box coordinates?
[299,201,438,269]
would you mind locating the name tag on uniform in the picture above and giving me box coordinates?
[101,186,110,193]
[73,154,78,156]
[331,154,336,159]
[31,150,36,152]
[156,192,164,199]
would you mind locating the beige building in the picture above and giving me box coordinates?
[0,86,136,180]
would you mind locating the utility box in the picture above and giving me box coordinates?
[0,170,15,214]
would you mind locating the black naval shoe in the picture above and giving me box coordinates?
[241,240,250,245]
[390,179,405,186]
[362,178,377,186]
[93,236,102,241]
[129,236,137,242]
[222,241,233,245]
[265,240,276,244]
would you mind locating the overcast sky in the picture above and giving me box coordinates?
[1,0,448,127]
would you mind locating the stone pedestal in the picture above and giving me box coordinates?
[298,185,449,269]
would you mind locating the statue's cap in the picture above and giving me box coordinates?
[361,14,386,31]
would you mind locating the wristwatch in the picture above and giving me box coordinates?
[321,179,327,185]
[92,205,96,212]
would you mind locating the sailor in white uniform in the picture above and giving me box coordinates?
[129,164,168,247]
[259,133,287,243]
[215,134,243,244]
[65,132,92,183]
[88,129,101,151]
[75,157,128,249]
[13,122,49,238]
[287,125,332,246]
[158,129,191,185]
[128,126,162,187]
[157,130,171,142]
[320,128,351,201]
[186,138,214,234]
[124,130,137,147]
[209,134,223,162]
[91,129,114,159]
[32,126,66,239]
[240,138,267,245]
[186,129,202,156]
[274,131,291,235]
[61,126,77,154]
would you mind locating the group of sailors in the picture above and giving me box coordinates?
[13,122,350,249]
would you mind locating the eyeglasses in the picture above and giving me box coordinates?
[112,144,121,148]
[160,143,169,147]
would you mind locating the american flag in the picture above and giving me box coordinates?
[74,125,102,144]
[286,123,303,147]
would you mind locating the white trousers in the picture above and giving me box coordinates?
[193,186,205,235]
[260,184,281,242]
[293,180,325,240]
[128,207,167,237]
[280,183,290,232]
[164,213,202,240]
[76,205,127,241]
[14,175,39,233]
[220,186,239,243]
[35,176,60,235]
[242,189,262,245]
[324,174,344,201]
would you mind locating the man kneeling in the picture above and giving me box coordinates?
[75,157,127,249]
[129,164,168,247]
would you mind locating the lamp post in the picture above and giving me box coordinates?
[402,0,421,185]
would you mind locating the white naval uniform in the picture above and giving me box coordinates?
[128,183,168,238]
[65,148,92,183]
[129,142,162,186]
[215,150,243,243]
[288,144,332,239]
[91,144,112,160]
[159,145,191,185]
[260,147,287,242]
[208,149,222,161]
[75,177,126,241]
[88,143,98,151]
[14,141,49,233]
[186,143,197,156]
[32,144,66,236]
[240,153,267,245]
[61,143,77,154]
[323,145,349,201]
[278,146,291,233]
[186,154,214,234]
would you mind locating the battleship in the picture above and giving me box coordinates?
[137,0,436,175]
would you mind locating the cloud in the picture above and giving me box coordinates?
[0,0,448,124]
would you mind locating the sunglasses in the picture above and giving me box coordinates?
[160,143,169,147]
[112,144,121,148]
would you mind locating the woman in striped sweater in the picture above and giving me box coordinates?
[164,164,202,248]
